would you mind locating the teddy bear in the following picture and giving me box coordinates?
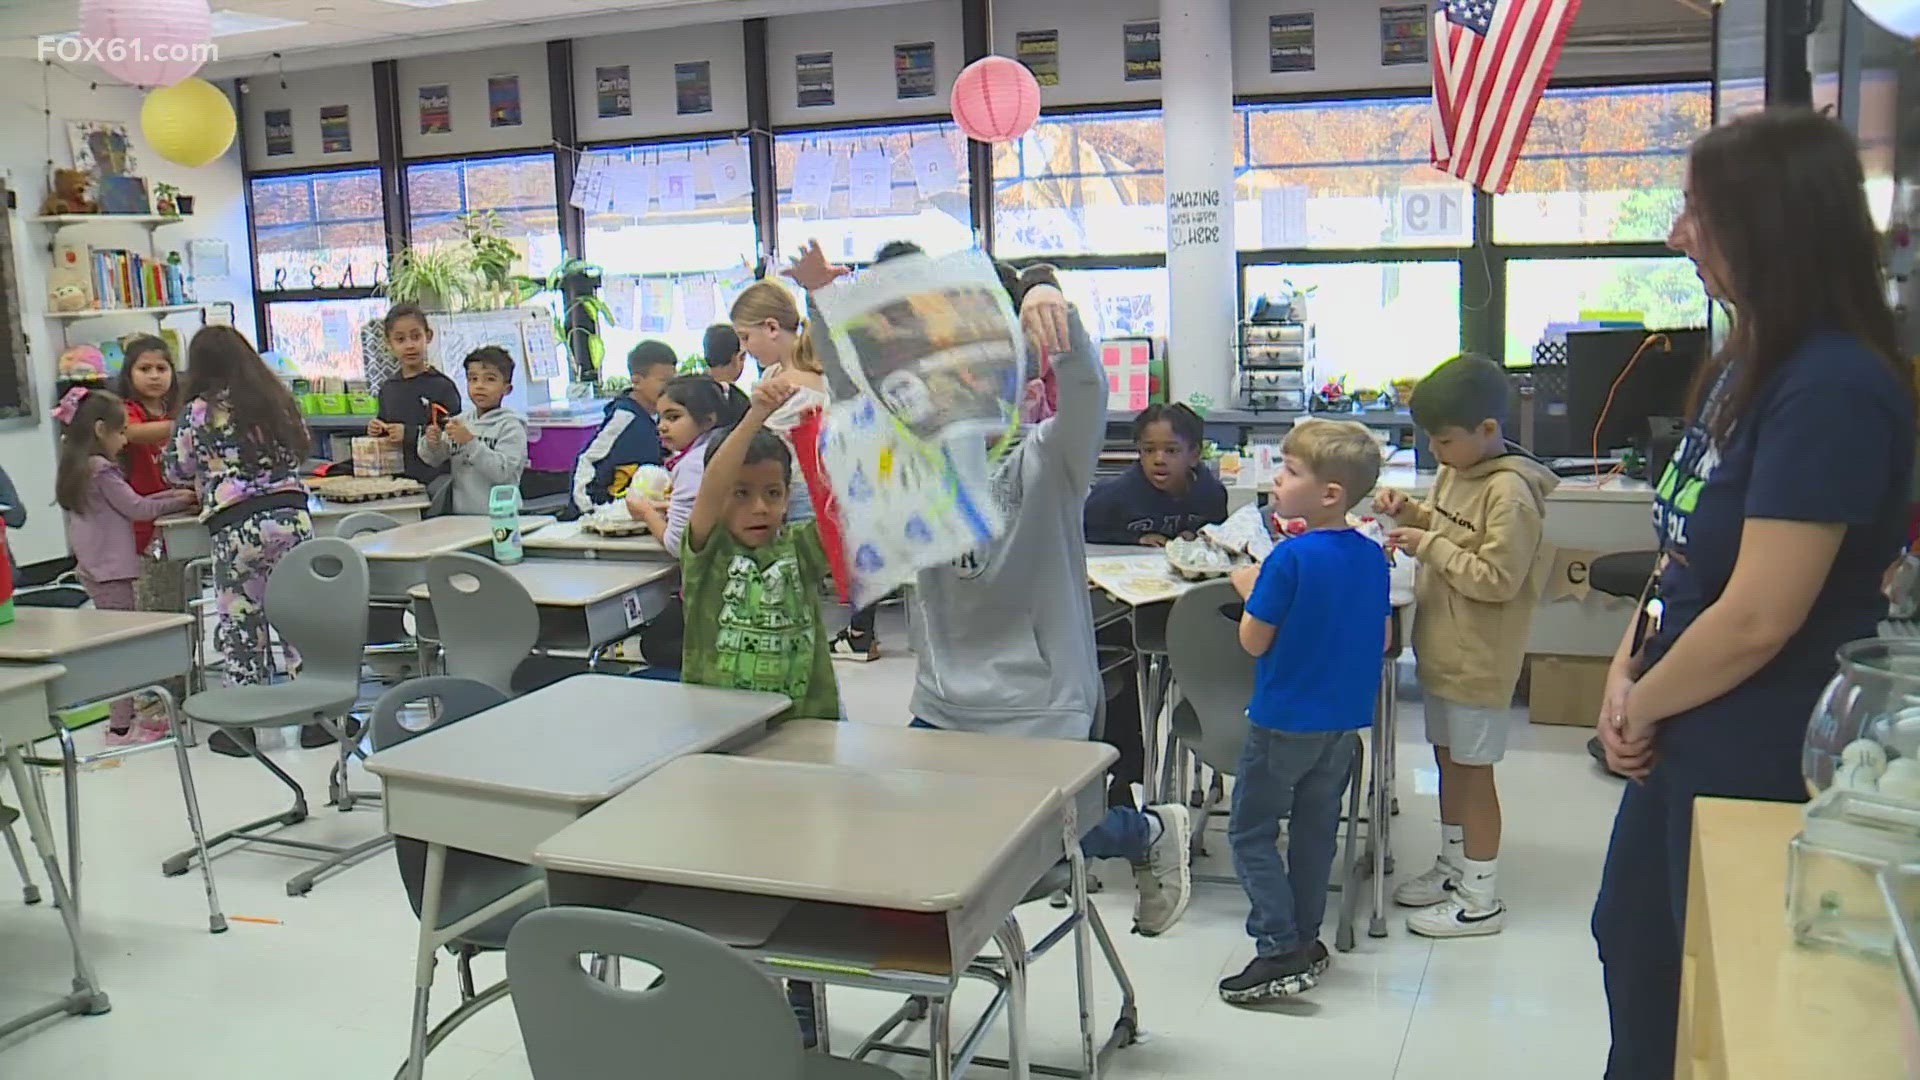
[47,281,90,313]
[40,169,98,216]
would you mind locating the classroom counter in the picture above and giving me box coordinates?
[1678,798,1904,1080]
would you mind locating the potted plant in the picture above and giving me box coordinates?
[384,244,473,312]
[153,182,180,217]
[461,211,521,310]
[1282,280,1318,323]
[510,257,614,377]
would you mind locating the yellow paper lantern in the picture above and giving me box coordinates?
[140,77,234,168]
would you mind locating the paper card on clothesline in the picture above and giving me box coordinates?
[607,160,655,217]
[812,248,1025,443]
[790,149,837,218]
[706,143,753,204]
[603,276,638,328]
[656,159,698,212]
[638,278,673,333]
[568,153,612,212]
[678,274,717,328]
[908,138,958,198]
[848,148,892,212]
[521,315,564,381]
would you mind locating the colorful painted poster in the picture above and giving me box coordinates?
[418,85,451,135]
[675,61,713,116]
[894,42,935,100]
[263,109,293,157]
[488,75,521,128]
[596,65,632,119]
[638,277,673,334]
[1123,20,1161,82]
[320,105,351,154]
[67,120,136,176]
[1269,13,1316,73]
[796,52,835,108]
[1379,5,1428,67]
[1015,29,1059,87]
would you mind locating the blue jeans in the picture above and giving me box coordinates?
[912,717,1153,863]
[1228,726,1355,958]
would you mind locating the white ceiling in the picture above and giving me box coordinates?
[0,0,1709,75]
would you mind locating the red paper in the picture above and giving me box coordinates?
[789,408,851,605]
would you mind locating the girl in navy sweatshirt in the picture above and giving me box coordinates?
[1084,403,1228,545]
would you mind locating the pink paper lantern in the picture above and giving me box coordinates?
[950,56,1041,144]
[79,0,212,88]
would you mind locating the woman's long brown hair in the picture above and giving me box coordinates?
[1685,109,1913,440]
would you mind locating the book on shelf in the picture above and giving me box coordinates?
[83,247,191,310]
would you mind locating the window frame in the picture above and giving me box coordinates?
[245,161,391,361]
[401,147,566,279]
[769,112,978,264]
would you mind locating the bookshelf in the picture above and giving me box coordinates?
[28,213,205,350]
[31,214,187,229]
[46,303,201,320]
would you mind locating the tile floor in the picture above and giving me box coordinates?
[0,617,1627,1079]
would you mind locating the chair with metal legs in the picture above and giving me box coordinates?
[162,537,388,897]
[339,512,420,686]
[368,676,542,1079]
[423,554,540,695]
[508,906,903,1079]
[0,795,40,905]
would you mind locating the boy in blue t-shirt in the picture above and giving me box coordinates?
[1220,419,1389,1005]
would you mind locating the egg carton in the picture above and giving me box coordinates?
[308,475,424,503]
[1164,537,1238,580]
[581,502,652,537]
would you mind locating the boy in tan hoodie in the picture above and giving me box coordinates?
[1375,354,1558,938]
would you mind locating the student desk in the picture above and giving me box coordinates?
[347,514,555,599]
[1085,551,1197,806]
[1678,798,1903,1079]
[156,493,432,562]
[0,663,113,1039]
[362,675,789,1080]
[737,721,1130,1077]
[536,754,1071,1080]
[0,608,223,933]
[521,519,670,562]
[406,558,677,668]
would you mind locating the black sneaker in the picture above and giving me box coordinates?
[1219,949,1319,1004]
[1304,939,1331,978]
[207,729,255,758]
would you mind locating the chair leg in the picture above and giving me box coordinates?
[456,947,478,1002]
[150,685,226,932]
[1,809,40,905]
[1336,734,1365,953]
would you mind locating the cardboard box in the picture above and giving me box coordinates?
[1528,653,1611,727]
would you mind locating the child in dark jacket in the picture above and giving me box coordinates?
[1085,403,1228,545]
[570,341,677,515]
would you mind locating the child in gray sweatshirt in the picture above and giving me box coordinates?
[419,346,529,516]
[793,243,1194,936]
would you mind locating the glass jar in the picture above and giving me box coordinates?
[1803,639,1920,801]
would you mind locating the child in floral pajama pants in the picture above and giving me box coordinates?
[210,506,313,686]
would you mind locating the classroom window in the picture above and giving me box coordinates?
[405,152,562,276]
[1235,98,1473,250]
[774,121,973,263]
[250,167,386,290]
[263,296,390,380]
[1491,83,1711,244]
[583,139,762,366]
[1504,256,1709,364]
[1244,262,1463,388]
[1055,267,1168,342]
[993,109,1165,259]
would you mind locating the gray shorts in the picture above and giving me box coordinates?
[1423,695,1509,766]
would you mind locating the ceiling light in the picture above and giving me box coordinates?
[210,10,307,35]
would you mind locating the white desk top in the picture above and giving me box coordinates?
[157,493,432,530]
[523,520,669,557]
[0,609,191,662]
[534,754,1063,911]
[739,720,1116,803]
[364,675,788,806]
[0,663,65,698]
[347,515,555,560]
[1371,463,1653,504]
[1086,552,1202,608]
[407,559,676,607]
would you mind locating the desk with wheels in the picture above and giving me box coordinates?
[406,558,677,669]
[737,721,1132,1078]
[535,754,1071,1080]
[0,662,111,1039]
[522,520,671,562]
[347,515,556,599]
[0,609,223,934]
[362,676,789,1080]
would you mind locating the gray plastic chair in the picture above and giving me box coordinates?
[507,906,901,1080]
[337,512,418,679]
[163,537,385,897]
[335,511,402,539]
[424,553,540,694]
[370,677,540,1065]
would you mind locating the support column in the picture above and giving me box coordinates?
[1160,0,1237,411]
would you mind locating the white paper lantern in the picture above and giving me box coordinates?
[1854,0,1920,37]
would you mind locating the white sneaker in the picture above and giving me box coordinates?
[1407,893,1507,938]
[1132,803,1192,937]
[1393,861,1461,907]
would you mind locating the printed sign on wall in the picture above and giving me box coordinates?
[596,65,632,119]
[1123,21,1161,82]
[419,85,451,135]
[1269,13,1316,73]
[1016,29,1060,86]
[675,61,713,116]
[488,75,521,128]
[796,52,835,108]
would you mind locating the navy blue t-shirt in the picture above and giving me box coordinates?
[1648,330,1913,771]
[1244,528,1390,732]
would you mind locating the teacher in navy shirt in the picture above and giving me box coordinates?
[1590,110,1917,1078]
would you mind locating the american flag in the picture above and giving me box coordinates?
[1430,0,1583,193]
